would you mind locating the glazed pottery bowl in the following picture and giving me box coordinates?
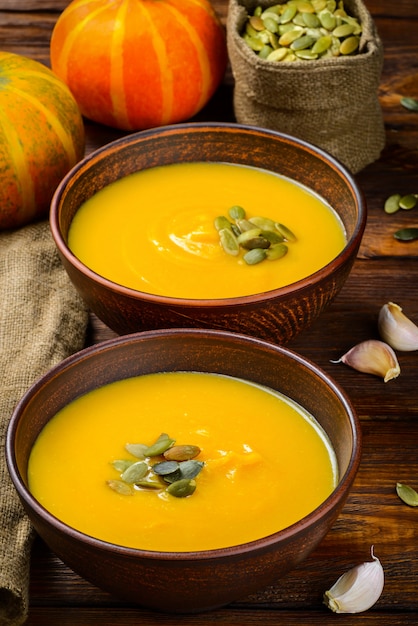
[7,329,361,613]
[50,122,366,344]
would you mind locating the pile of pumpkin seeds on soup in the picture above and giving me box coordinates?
[107,433,204,499]
[215,205,297,265]
[241,0,363,62]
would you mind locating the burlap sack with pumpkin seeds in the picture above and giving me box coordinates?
[0,221,88,625]
[227,0,385,173]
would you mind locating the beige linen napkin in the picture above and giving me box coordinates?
[0,221,88,625]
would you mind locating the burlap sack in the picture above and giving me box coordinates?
[0,221,88,625]
[227,0,385,173]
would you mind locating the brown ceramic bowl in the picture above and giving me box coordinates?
[7,329,361,613]
[50,123,366,344]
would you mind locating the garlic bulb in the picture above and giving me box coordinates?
[324,547,384,614]
[332,339,400,382]
[378,302,418,351]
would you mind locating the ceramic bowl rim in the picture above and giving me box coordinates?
[50,122,367,307]
[6,328,362,562]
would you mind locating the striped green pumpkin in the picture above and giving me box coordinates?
[0,52,85,229]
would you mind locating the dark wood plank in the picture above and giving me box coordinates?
[0,1,69,9]
[24,608,418,626]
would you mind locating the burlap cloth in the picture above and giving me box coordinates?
[227,0,386,173]
[0,221,88,625]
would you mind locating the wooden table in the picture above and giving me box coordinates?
[2,1,418,623]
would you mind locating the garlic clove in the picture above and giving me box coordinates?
[332,339,400,382]
[324,546,384,614]
[378,301,418,352]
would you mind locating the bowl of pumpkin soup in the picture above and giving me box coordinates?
[50,122,366,344]
[7,329,361,612]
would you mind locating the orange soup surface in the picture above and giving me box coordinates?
[28,372,338,552]
[68,162,346,299]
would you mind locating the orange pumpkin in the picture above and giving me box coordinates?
[0,52,85,230]
[50,0,228,131]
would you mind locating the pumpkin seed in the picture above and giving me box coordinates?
[249,216,276,231]
[312,0,327,10]
[393,227,418,242]
[121,461,148,484]
[259,45,274,59]
[214,215,232,231]
[228,205,246,220]
[339,35,359,55]
[266,242,289,260]
[243,34,264,52]
[166,478,197,498]
[292,12,307,27]
[249,15,265,31]
[297,0,315,13]
[311,34,332,54]
[261,11,280,23]
[236,218,257,232]
[112,459,133,472]
[275,222,297,242]
[332,22,355,37]
[399,194,417,210]
[143,432,175,457]
[319,11,336,30]
[263,16,279,33]
[241,235,271,250]
[125,442,148,458]
[161,471,183,484]
[219,228,240,255]
[330,35,342,56]
[245,23,260,39]
[400,97,418,111]
[303,12,321,27]
[295,49,318,60]
[290,34,316,51]
[343,15,362,35]
[152,460,180,476]
[279,27,304,47]
[264,3,281,15]
[384,193,401,214]
[237,227,262,245]
[280,4,298,23]
[107,480,133,495]
[267,31,279,49]
[243,248,267,265]
[396,482,418,507]
[164,444,201,461]
[266,47,289,62]
[261,229,284,244]
[135,478,163,490]
[178,460,205,479]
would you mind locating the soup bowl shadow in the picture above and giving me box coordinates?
[50,122,366,344]
[7,329,361,613]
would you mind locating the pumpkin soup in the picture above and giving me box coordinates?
[68,162,346,299]
[28,371,338,552]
